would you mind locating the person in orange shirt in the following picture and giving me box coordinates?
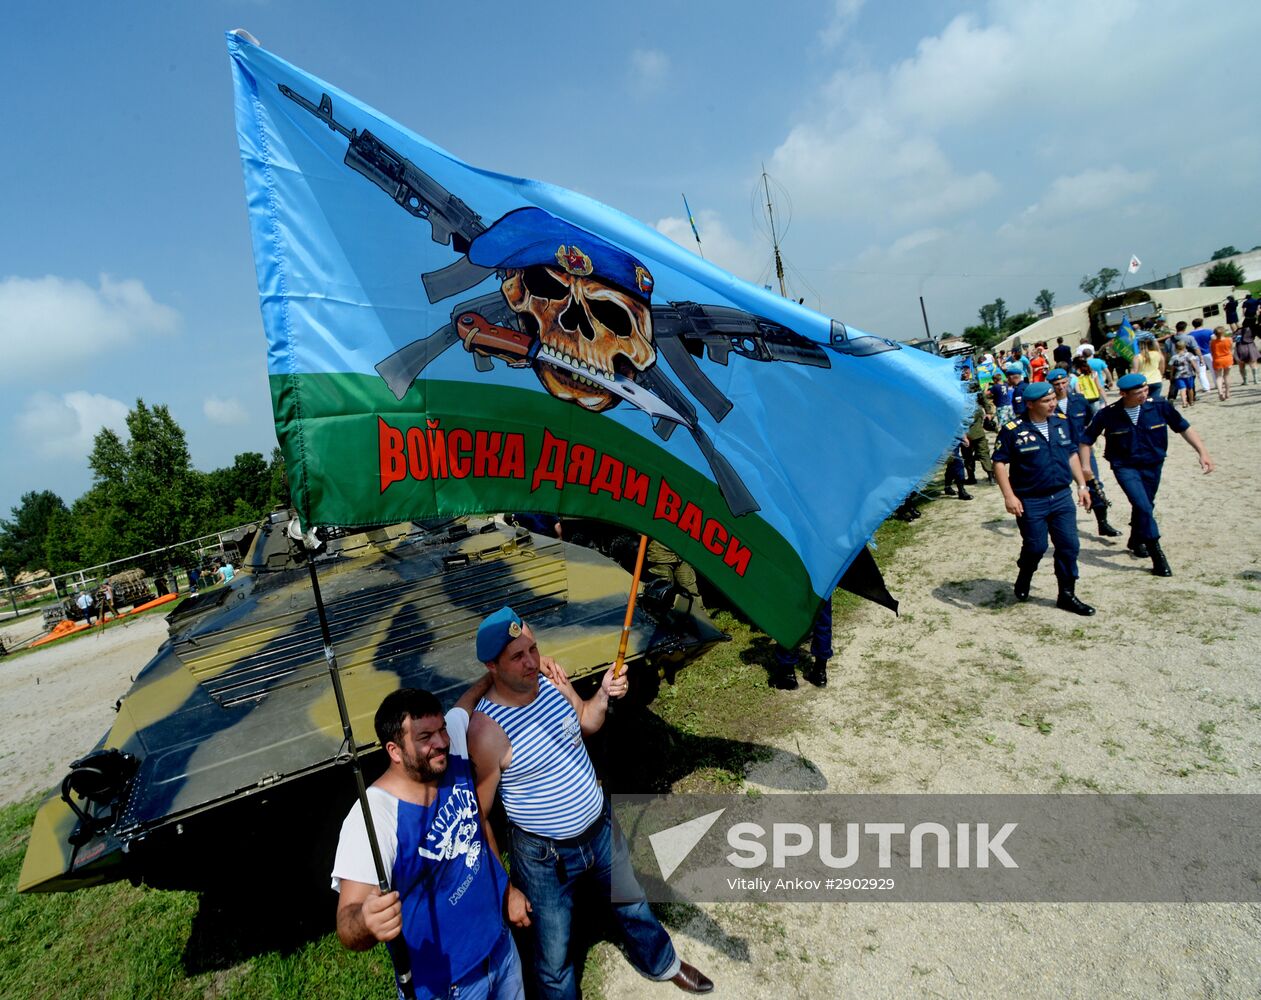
[1029,342,1050,382]
[1210,326,1235,400]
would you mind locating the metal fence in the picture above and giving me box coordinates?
[0,522,256,620]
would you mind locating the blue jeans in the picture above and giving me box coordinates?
[1112,463,1163,543]
[409,929,523,1000]
[509,800,678,1000]
[1015,488,1080,585]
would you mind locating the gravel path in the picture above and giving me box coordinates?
[598,384,1261,999]
[0,615,169,806]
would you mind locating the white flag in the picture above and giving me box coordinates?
[1128,254,1141,274]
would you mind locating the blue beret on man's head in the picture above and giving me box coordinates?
[1047,368,1068,381]
[477,606,524,662]
[1022,381,1051,400]
[1004,364,1023,375]
[1117,373,1148,391]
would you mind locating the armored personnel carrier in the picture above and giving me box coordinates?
[20,511,723,894]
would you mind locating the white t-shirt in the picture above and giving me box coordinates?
[331,707,471,892]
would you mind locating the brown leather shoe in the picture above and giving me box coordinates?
[671,961,714,994]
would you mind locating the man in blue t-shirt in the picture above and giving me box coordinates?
[332,676,525,1000]
[1189,318,1215,391]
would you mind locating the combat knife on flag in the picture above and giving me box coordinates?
[228,33,969,647]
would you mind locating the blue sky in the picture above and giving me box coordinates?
[1,0,1253,518]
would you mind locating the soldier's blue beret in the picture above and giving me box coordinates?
[477,606,525,662]
[1004,365,1023,375]
[1117,373,1148,390]
[467,207,654,301]
[1047,368,1068,381]
[1022,382,1051,400]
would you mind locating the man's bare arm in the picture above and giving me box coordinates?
[1180,427,1215,473]
[453,673,493,717]
[545,661,628,735]
[336,880,401,950]
[467,713,532,927]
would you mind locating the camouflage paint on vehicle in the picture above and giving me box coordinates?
[20,512,722,894]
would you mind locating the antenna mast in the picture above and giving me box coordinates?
[761,164,788,298]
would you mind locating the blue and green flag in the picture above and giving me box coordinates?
[228,33,967,645]
[1113,316,1138,362]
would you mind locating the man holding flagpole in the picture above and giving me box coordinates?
[331,674,526,1000]
[468,608,714,997]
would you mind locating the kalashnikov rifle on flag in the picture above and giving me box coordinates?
[229,31,968,650]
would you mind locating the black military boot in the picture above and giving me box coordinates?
[1055,580,1096,616]
[1127,538,1149,558]
[1148,541,1173,577]
[770,659,799,690]
[1094,507,1122,537]
[1086,480,1122,537]
[1014,564,1035,602]
[957,485,974,500]
[804,657,828,688]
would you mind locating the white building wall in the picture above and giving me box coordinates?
[1179,249,1260,288]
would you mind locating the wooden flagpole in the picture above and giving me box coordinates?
[612,535,650,678]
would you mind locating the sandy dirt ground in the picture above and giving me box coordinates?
[596,384,1261,999]
[0,615,170,805]
[3,386,1258,998]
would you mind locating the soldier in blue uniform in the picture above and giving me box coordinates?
[1078,372,1215,577]
[992,381,1095,614]
[1046,368,1122,538]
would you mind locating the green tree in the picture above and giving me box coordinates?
[1079,267,1120,299]
[963,323,1004,352]
[1210,246,1240,260]
[1203,261,1245,287]
[1003,312,1039,335]
[85,399,199,558]
[993,298,1008,328]
[0,490,68,573]
[267,447,291,511]
[198,451,273,532]
[1034,289,1055,314]
[43,486,120,573]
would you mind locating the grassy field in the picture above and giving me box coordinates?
[0,519,916,1000]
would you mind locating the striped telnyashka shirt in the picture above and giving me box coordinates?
[477,676,603,838]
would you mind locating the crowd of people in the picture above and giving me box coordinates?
[952,302,1236,614]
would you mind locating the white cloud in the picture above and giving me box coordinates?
[655,210,765,285]
[819,0,866,47]
[16,391,129,458]
[628,49,669,93]
[887,228,948,256]
[769,116,999,225]
[751,0,1250,337]
[1023,167,1156,222]
[203,395,249,425]
[0,274,179,381]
